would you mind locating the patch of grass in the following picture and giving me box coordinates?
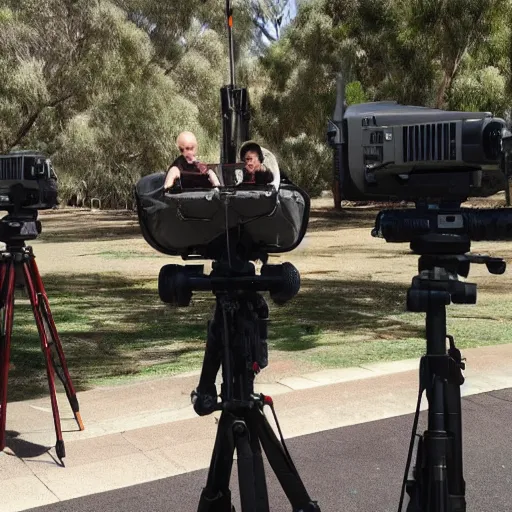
[267,278,512,370]
[7,273,512,401]
[94,250,166,260]
[37,211,141,243]
[7,273,213,401]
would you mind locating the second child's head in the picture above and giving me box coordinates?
[243,150,263,173]
[240,142,264,173]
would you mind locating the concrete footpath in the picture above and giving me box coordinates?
[1,344,512,512]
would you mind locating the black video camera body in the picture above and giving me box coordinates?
[328,75,508,203]
[0,151,58,212]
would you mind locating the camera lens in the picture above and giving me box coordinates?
[482,120,506,161]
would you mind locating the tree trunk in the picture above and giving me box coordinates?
[332,179,342,210]
[436,51,465,109]
[435,71,450,109]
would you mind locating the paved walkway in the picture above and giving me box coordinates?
[26,388,512,512]
[1,344,512,512]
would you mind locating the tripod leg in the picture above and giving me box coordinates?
[0,262,15,452]
[193,307,224,416]
[244,411,270,512]
[198,410,236,512]
[444,370,466,511]
[232,414,272,512]
[234,419,258,512]
[26,257,84,432]
[22,261,66,460]
[253,407,320,512]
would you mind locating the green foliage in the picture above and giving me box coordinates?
[0,0,237,207]
[1,0,512,202]
[253,0,512,195]
[450,66,508,115]
[345,81,367,105]
[277,133,332,194]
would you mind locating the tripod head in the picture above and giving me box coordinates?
[158,256,300,307]
[372,202,508,313]
[0,184,45,249]
[161,254,301,416]
[0,210,41,250]
[407,252,505,314]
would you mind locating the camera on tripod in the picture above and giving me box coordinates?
[328,74,512,512]
[134,3,319,510]
[0,151,58,212]
[0,151,82,463]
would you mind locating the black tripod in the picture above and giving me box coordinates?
[158,259,320,512]
[398,240,506,512]
[0,213,84,462]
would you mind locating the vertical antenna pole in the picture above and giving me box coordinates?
[226,0,235,87]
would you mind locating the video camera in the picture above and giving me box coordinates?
[327,75,509,203]
[0,151,58,244]
[0,151,58,212]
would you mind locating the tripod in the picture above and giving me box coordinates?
[159,259,320,512]
[0,215,84,462]
[398,240,506,512]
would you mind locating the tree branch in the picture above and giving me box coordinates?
[8,110,43,151]
[252,19,277,42]
[8,94,74,150]
[47,93,74,108]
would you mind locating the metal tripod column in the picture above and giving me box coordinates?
[423,289,451,512]
[403,264,468,512]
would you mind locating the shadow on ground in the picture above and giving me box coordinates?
[268,278,423,354]
[4,430,52,459]
[6,265,512,402]
[37,211,141,243]
[6,273,420,401]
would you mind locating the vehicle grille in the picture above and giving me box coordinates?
[403,122,457,163]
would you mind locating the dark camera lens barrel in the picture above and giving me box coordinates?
[373,208,512,242]
[464,208,512,240]
[372,210,431,242]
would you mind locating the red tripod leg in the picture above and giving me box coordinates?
[22,260,67,460]
[0,261,16,452]
[26,256,84,432]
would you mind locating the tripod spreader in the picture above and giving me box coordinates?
[159,261,300,307]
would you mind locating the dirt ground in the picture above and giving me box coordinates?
[30,194,512,289]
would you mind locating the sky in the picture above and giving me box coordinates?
[289,0,297,19]
[265,0,298,40]
[286,0,298,24]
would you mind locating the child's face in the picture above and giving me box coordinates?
[243,151,261,172]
